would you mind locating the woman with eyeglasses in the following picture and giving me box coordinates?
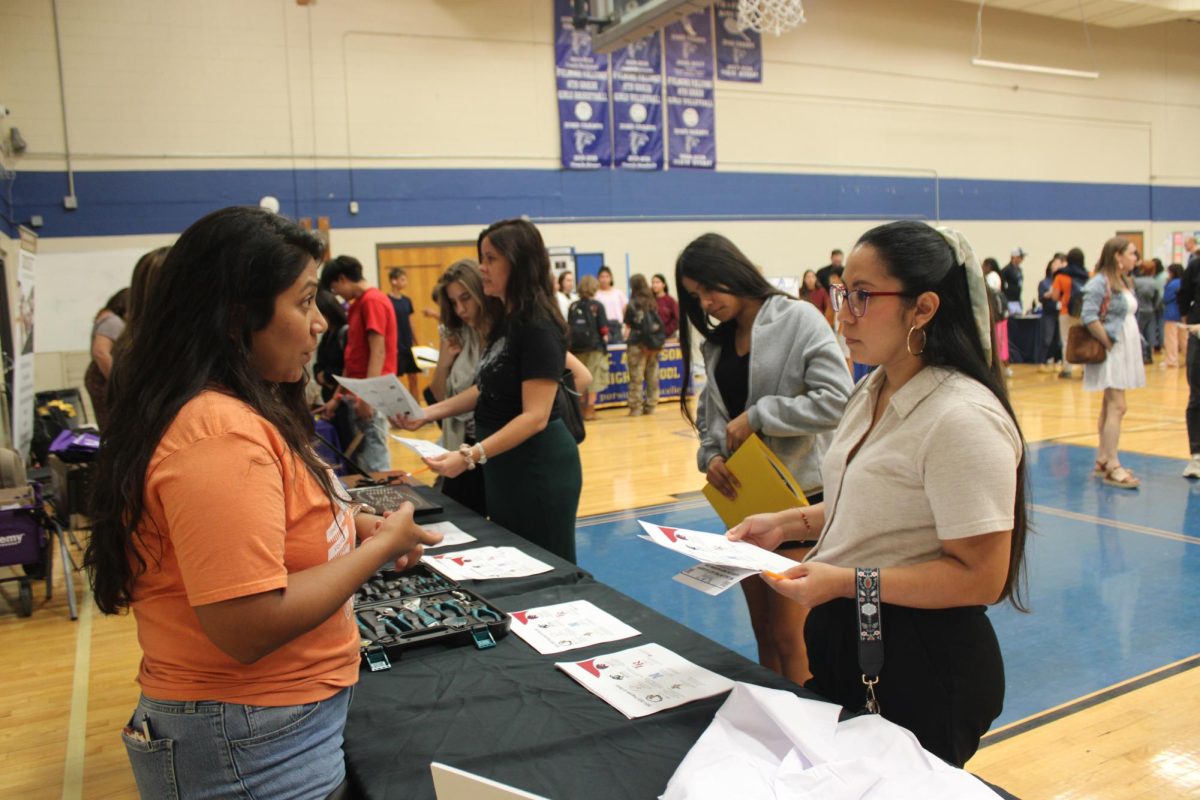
[729,221,1029,767]
[677,233,853,686]
[1082,237,1145,488]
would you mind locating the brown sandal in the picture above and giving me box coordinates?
[1103,465,1140,489]
[1095,458,1135,477]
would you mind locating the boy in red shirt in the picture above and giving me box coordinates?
[320,255,398,471]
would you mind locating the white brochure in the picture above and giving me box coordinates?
[556,643,735,720]
[419,521,477,550]
[391,435,449,459]
[637,520,798,574]
[510,600,640,655]
[422,546,553,580]
[333,374,424,419]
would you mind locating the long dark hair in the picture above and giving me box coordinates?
[97,288,129,321]
[125,246,170,331]
[85,207,333,614]
[477,218,566,342]
[798,269,819,302]
[675,233,786,428]
[857,220,1029,610]
[629,273,655,312]
[316,287,347,330]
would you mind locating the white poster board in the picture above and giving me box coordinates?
[548,245,576,282]
[13,228,37,458]
[32,247,149,352]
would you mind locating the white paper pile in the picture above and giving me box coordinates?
[556,643,734,719]
[422,546,553,580]
[510,600,640,654]
[661,683,1000,800]
[419,521,477,550]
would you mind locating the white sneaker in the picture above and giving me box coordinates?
[1184,456,1200,479]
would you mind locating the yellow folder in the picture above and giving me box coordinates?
[702,433,808,529]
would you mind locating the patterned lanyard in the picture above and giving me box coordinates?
[856,567,884,714]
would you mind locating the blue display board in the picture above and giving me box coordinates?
[596,342,692,407]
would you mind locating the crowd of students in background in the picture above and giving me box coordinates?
[78,210,1200,794]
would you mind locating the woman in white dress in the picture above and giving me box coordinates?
[1082,236,1145,489]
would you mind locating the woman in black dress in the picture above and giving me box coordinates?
[398,219,585,563]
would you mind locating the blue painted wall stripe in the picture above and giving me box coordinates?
[7,167,1198,238]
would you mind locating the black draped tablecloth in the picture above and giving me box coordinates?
[1007,315,1042,364]
[344,485,1018,800]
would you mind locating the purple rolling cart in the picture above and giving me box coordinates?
[0,483,77,619]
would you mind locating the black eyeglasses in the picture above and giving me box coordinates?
[829,285,914,318]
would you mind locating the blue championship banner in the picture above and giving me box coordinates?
[596,342,691,407]
[664,11,716,170]
[713,1,762,83]
[612,31,665,171]
[555,0,612,170]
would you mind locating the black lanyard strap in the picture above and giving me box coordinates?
[855,566,883,714]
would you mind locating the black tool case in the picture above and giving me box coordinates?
[353,564,510,672]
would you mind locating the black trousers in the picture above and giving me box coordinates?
[1188,337,1200,454]
[804,598,1005,767]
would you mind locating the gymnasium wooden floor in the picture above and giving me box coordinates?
[1,358,1195,798]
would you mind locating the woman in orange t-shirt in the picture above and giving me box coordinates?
[84,207,440,799]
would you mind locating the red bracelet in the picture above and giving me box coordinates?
[799,509,813,535]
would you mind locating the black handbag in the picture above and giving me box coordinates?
[556,369,586,444]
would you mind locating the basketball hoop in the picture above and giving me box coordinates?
[737,0,806,36]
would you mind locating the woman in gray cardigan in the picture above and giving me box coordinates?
[676,233,853,684]
[429,259,501,514]
[1082,236,1144,489]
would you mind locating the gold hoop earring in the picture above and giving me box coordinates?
[906,325,927,357]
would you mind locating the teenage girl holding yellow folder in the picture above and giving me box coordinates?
[676,233,853,684]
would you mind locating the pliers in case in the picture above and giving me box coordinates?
[399,598,441,628]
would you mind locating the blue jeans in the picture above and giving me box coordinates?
[122,686,352,799]
[354,407,391,473]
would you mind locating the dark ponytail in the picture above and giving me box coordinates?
[857,221,1029,611]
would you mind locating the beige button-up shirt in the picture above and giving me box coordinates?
[807,366,1022,570]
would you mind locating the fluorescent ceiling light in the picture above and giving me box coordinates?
[970,57,1100,79]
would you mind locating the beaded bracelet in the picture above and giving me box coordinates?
[458,444,477,470]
